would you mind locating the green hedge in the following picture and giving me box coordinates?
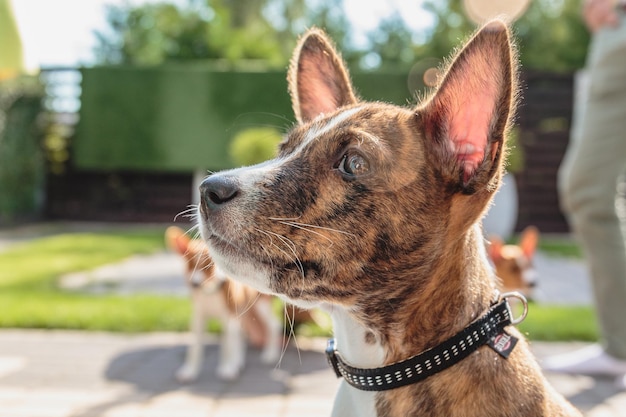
[75,65,412,172]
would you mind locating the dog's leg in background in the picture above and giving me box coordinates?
[255,297,282,364]
[216,316,246,380]
[176,290,208,382]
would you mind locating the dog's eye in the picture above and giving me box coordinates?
[338,153,369,177]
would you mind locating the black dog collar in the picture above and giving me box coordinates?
[325,293,527,392]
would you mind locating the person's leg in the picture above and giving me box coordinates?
[557,21,626,367]
[564,103,626,359]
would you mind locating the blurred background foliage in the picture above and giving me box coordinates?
[93,0,358,68]
[93,0,590,73]
[419,0,589,72]
[0,0,45,224]
[1,0,592,223]
[0,77,45,224]
[229,127,282,166]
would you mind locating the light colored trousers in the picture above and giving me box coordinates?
[558,13,626,359]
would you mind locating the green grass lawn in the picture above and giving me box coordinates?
[518,303,597,342]
[0,228,597,341]
[0,229,191,332]
[538,238,583,259]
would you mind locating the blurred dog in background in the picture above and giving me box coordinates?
[165,226,281,382]
[488,226,539,298]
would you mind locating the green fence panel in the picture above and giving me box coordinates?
[75,65,413,172]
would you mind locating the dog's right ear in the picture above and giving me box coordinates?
[288,28,358,124]
[420,20,516,193]
[519,226,539,259]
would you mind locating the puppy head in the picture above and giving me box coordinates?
[489,226,539,296]
[198,22,517,311]
[165,226,215,286]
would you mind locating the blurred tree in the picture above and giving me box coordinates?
[418,0,476,63]
[418,0,590,72]
[93,0,357,68]
[364,12,421,71]
[94,0,285,66]
[308,0,363,66]
[93,0,590,72]
[515,0,590,72]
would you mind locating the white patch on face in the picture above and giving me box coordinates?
[198,106,367,206]
[293,106,365,159]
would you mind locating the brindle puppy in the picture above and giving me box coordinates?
[197,21,581,417]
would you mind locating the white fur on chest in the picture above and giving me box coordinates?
[326,305,385,417]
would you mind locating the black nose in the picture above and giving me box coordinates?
[200,175,240,210]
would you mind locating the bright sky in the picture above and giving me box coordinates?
[11,0,432,70]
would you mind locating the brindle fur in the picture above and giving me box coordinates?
[197,21,580,416]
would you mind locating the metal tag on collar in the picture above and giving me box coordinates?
[487,330,519,358]
[325,338,343,378]
[487,291,528,358]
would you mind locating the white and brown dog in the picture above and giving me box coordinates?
[166,226,281,382]
[195,22,580,416]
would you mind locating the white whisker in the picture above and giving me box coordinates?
[281,303,302,367]
[255,228,304,279]
[184,222,200,235]
[268,216,303,221]
[277,221,335,246]
[199,260,215,273]
[174,205,199,222]
[235,291,262,320]
[271,218,357,238]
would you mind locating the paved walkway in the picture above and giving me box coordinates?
[0,222,625,416]
[0,331,338,417]
[0,331,625,417]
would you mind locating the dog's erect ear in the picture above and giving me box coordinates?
[288,28,357,123]
[165,226,190,255]
[519,226,539,259]
[487,236,504,262]
[421,20,515,190]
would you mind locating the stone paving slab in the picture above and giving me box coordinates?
[0,331,625,417]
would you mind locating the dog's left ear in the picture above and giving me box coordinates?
[165,226,190,255]
[421,20,516,192]
[288,28,358,124]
